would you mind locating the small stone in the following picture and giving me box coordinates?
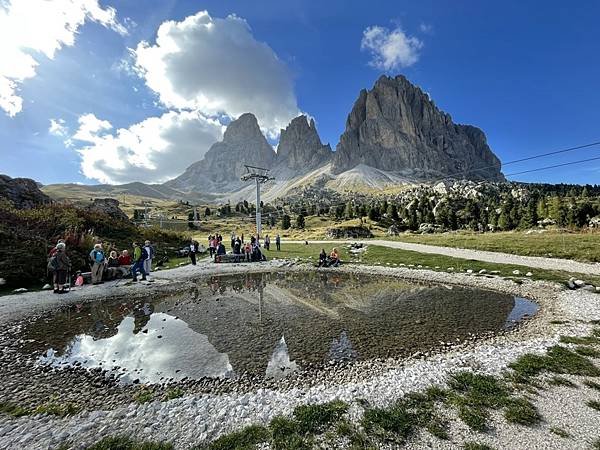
[512,270,520,275]
[42,284,52,290]
[466,269,473,274]
[478,269,487,274]
[574,279,586,287]
[525,272,533,277]
[12,288,27,293]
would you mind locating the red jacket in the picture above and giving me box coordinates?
[118,254,132,265]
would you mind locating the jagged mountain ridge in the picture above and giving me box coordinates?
[45,74,504,203]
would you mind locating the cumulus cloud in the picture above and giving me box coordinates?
[49,118,68,137]
[419,23,433,34]
[74,110,224,184]
[361,25,423,71]
[0,0,127,116]
[132,10,299,138]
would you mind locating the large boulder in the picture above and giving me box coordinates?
[0,174,51,209]
[326,226,373,239]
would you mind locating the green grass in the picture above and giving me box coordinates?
[87,436,173,450]
[273,243,600,287]
[560,335,600,345]
[594,438,600,450]
[587,400,600,411]
[463,442,496,450]
[292,400,349,433]
[164,388,184,401]
[584,380,600,391]
[549,426,570,438]
[389,230,600,263]
[0,398,80,418]
[0,401,30,417]
[503,397,541,425]
[548,375,578,388]
[575,346,600,358]
[509,345,600,381]
[194,425,270,450]
[133,388,154,404]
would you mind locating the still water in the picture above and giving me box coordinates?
[22,272,538,384]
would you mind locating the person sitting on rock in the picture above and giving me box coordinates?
[118,250,132,277]
[329,248,341,267]
[318,249,328,267]
[106,250,120,279]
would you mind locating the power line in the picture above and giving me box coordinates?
[505,155,600,177]
[433,139,600,183]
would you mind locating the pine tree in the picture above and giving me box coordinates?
[344,202,354,219]
[204,207,211,217]
[281,214,291,230]
[296,214,305,229]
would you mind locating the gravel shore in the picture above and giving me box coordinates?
[0,259,599,449]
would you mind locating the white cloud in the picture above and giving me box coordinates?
[419,23,433,34]
[132,10,300,138]
[0,0,127,117]
[49,118,68,137]
[361,25,423,71]
[72,113,113,142]
[74,110,224,184]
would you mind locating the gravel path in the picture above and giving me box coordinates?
[1,262,599,449]
[290,239,600,275]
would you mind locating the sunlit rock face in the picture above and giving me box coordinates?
[167,113,275,192]
[331,75,504,182]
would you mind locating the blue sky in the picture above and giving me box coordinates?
[1,0,599,185]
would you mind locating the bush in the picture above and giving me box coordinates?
[0,202,186,288]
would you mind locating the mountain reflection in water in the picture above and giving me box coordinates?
[26,272,538,384]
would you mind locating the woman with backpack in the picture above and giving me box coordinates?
[50,242,70,294]
[89,243,105,285]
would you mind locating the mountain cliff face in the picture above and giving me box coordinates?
[275,116,332,171]
[331,75,504,181]
[167,113,276,192]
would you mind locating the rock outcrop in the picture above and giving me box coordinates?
[275,116,332,171]
[168,113,276,192]
[0,174,51,209]
[331,75,504,181]
[85,198,130,222]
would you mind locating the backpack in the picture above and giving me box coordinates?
[140,247,148,261]
[47,256,59,271]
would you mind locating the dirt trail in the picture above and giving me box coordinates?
[288,239,600,276]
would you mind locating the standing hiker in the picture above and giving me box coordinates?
[275,234,281,251]
[49,242,70,293]
[89,243,105,285]
[189,238,198,265]
[143,240,154,276]
[131,242,147,282]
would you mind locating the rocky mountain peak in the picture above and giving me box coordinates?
[222,113,265,145]
[275,115,332,171]
[332,75,504,182]
[166,113,275,192]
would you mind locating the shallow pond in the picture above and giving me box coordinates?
[22,272,538,384]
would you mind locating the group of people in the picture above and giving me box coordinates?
[89,241,155,284]
[193,231,283,264]
[47,239,156,294]
[317,248,341,268]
